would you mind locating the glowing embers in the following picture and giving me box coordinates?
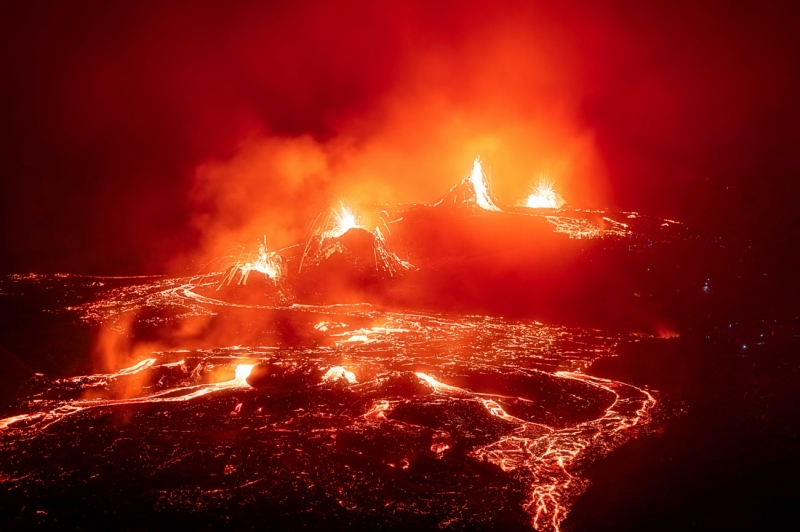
[522,176,566,209]
[220,237,286,288]
[545,214,630,239]
[324,202,361,239]
[546,216,601,239]
[299,202,413,277]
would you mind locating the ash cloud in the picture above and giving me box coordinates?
[187,4,608,264]
[2,1,799,274]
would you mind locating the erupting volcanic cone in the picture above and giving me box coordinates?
[296,226,413,302]
[211,268,294,305]
[520,176,566,209]
[302,227,412,277]
[200,238,295,304]
[434,158,502,211]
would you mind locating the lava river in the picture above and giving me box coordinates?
[0,274,657,531]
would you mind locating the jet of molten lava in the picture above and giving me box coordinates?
[324,202,362,239]
[524,177,565,209]
[219,237,285,289]
[243,239,283,280]
[235,364,255,381]
[298,201,413,275]
[332,206,358,237]
[469,158,502,212]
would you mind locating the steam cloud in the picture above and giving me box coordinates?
[3,1,798,274]
[188,7,608,265]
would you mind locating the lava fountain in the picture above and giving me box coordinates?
[469,158,502,211]
[219,237,285,288]
[523,176,566,209]
[0,156,672,532]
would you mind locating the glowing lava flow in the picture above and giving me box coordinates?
[16,275,661,530]
[414,371,656,532]
[0,363,256,434]
[544,214,630,240]
[469,158,502,211]
[235,364,255,381]
[61,357,156,382]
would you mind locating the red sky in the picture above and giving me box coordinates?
[2,0,799,274]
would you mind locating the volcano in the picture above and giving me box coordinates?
[433,158,502,212]
[292,226,413,303]
[1,187,794,531]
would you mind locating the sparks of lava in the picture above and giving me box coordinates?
[324,201,362,239]
[523,175,566,209]
[299,201,413,276]
[544,215,631,240]
[469,157,502,212]
[220,236,284,289]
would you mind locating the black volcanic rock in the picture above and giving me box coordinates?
[246,361,321,390]
[389,398,518,449]
[338,227,379,264]
[0,344,35,402]
[198,268,294,306]
[302,227,410,275]
[378,371,436,397]
[440,367,616,428]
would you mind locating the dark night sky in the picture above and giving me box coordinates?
[2,0,799,275]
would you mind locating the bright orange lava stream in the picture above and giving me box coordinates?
[0,362,257,433]
[352,367,655,531]
[1,276,658,532]
[413,372,655,532]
